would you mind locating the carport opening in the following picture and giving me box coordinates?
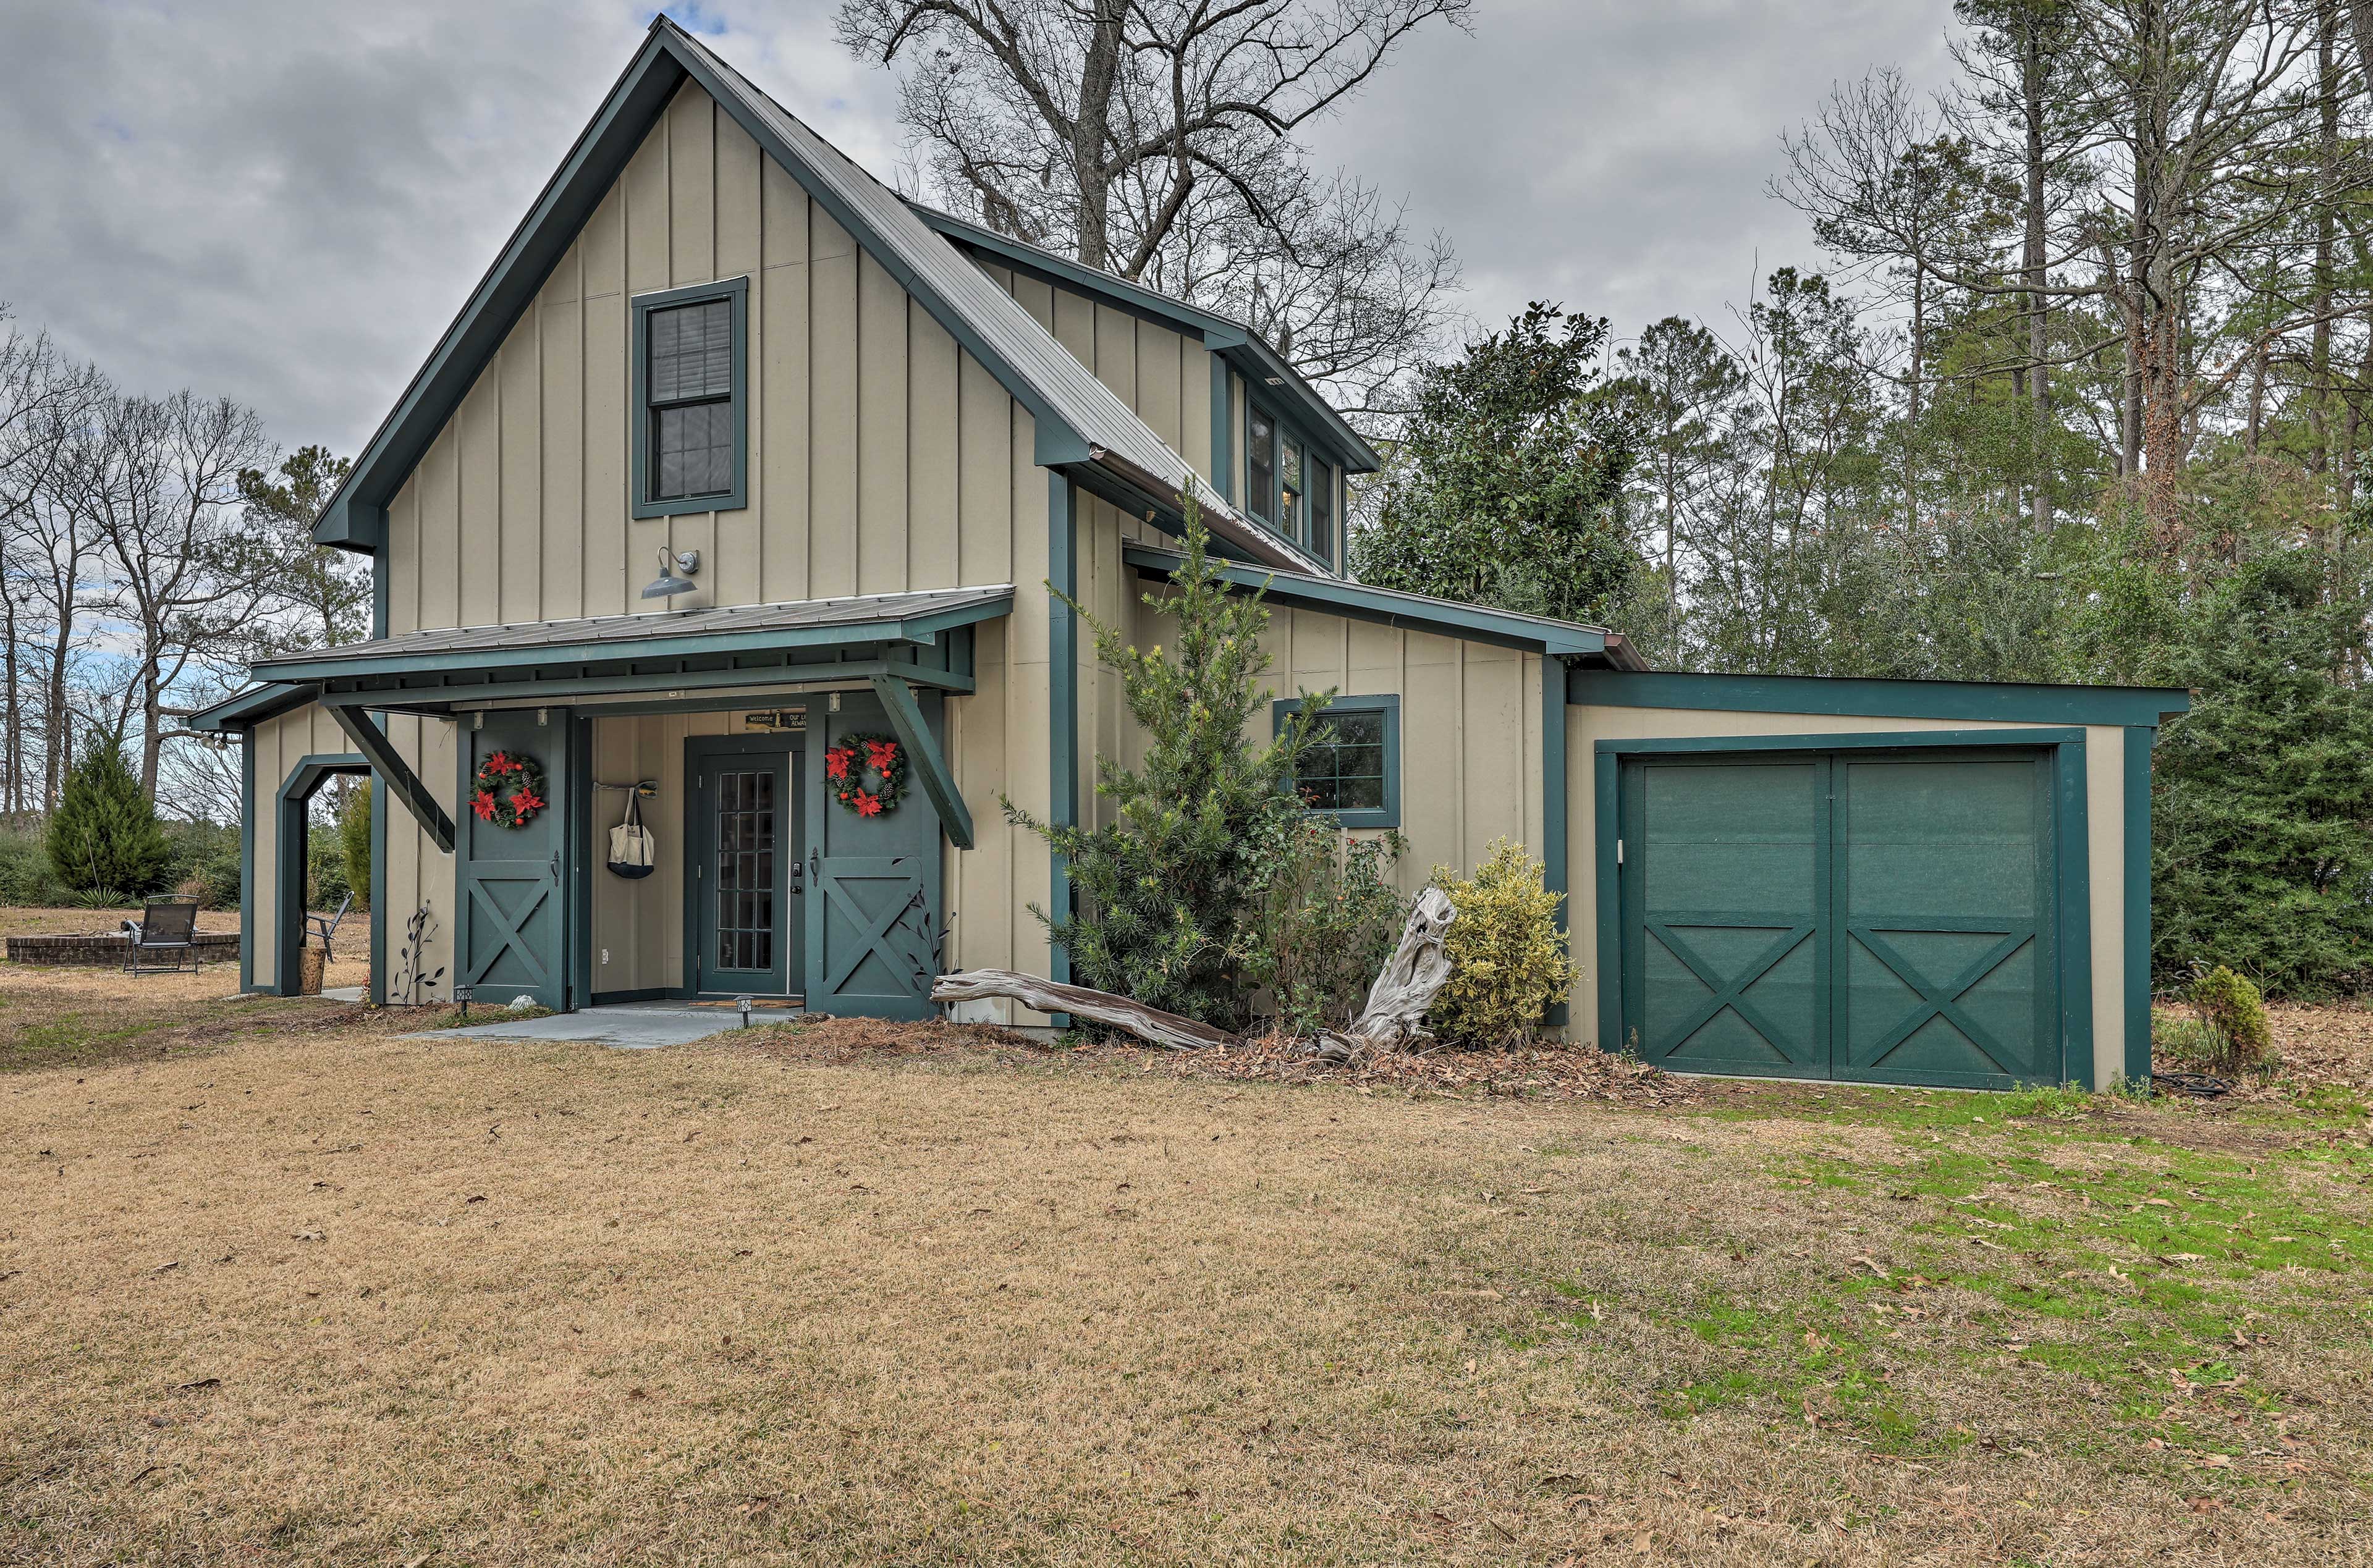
[276,756,371,995]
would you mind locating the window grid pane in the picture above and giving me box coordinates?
[645,294,737,505]
[1295,710,1387,814]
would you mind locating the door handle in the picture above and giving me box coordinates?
[790,858,805,896]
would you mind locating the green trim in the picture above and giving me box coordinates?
[274,754,370,996]
[1569,668,2191,729]
[1209,356,1233,505]
[1592,749,1621,1053]
[1542,656,1568,1027]
[1594,727,2087,758]
[869,673,975,849]
[2123,727,2153,1084]
[1123,542,1610,657]
[1271,693,1400,829]
[190,681,316,734]
[256,596,1008,684]
[1049,475,1077,991]
[321,698,457,854]
[368,764,386,1006]
[239,730,256,993]
[911,203,1380,473]
[629,275,750,520]
[327,657,975,717]
[1591,728,2096,1089]
[2055,738,2095,1088]
[569,712,594,1011]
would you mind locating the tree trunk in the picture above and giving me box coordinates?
[2312,1,2340,478]
[1070,0,1125,269]
[931,969,1237,1050]
[2023,9,2052,533]
[1316,887,1458,1058]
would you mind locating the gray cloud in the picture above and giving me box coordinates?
[0,0,1959,456]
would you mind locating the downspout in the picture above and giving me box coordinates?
[1048,475,1078,1008]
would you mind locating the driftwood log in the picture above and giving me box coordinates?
[931,968,1235,1050]
[1316,887,1460,1060]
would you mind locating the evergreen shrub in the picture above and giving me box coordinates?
[1428,838,1573,1048]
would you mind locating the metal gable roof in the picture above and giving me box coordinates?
[311,15,1324,576]
[908,203,1384,474]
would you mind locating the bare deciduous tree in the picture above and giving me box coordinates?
[835,0,1468,416]
[82,390,277,798]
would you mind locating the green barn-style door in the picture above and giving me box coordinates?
[455,711,574,1012]
[1619,748,2060,1089]
[803,691,944,1021]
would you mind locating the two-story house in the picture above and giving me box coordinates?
[197,17,2189,1091]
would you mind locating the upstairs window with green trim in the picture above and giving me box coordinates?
[1275,694,1399,828]
[1241,387,1341,568]
[632,276,748,518]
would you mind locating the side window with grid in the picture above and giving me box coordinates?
[631,278,747,517]
[1277,695,1399,828]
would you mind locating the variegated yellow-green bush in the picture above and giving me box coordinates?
[1428,838,1573,1049]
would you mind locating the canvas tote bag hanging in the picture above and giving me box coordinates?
[607,790,657,879]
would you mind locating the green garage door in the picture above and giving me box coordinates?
[1618,749,2060,1089]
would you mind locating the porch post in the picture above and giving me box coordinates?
[1048,474,1078,990]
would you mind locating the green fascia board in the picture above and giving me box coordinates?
[628,276,750,520]
[1569,668,2191,729]
[910,204,1380,474]
[326,657,976,715]
[313,20,1093,554]
[869,672,975,850]
[310,27,695,550]
[255,596,1010,685]
[1124,542,1610,656]
[1593,727,2087,757]
[190,681,318,734]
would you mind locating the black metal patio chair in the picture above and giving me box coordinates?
[122,895,203,976]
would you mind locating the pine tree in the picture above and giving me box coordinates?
[46,736,174,895]
[2150,538,2373,995]
[1006,501,1327,1029]
[338,782,373,908]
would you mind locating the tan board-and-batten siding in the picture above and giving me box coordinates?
[246,702,362,990]
[363,78,1057,1005]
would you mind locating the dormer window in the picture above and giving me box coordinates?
[1247,407,1275,526]
[630,277,748,518]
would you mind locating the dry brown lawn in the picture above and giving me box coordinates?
[2,959,2369,1565]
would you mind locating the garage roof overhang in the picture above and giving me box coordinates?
[1568,668,2193,728]
[1122,543,1644,665]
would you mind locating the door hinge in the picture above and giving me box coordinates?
[1616,838,1624,865]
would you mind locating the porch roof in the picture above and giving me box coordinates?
[249,585,1012,686]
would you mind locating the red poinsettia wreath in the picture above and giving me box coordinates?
[824,733,907,819]
[471,750,548,828]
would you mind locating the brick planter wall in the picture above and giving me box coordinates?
[4,930,243,967]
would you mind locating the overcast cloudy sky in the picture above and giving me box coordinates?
[0,0,1961,459]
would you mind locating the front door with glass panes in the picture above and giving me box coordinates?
[687,737,803,1000]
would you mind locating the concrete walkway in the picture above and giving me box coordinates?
[408,999,801,1050]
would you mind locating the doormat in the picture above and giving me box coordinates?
[685,997,804,1009]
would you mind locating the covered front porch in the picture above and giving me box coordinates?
[221,586,1010,1019]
